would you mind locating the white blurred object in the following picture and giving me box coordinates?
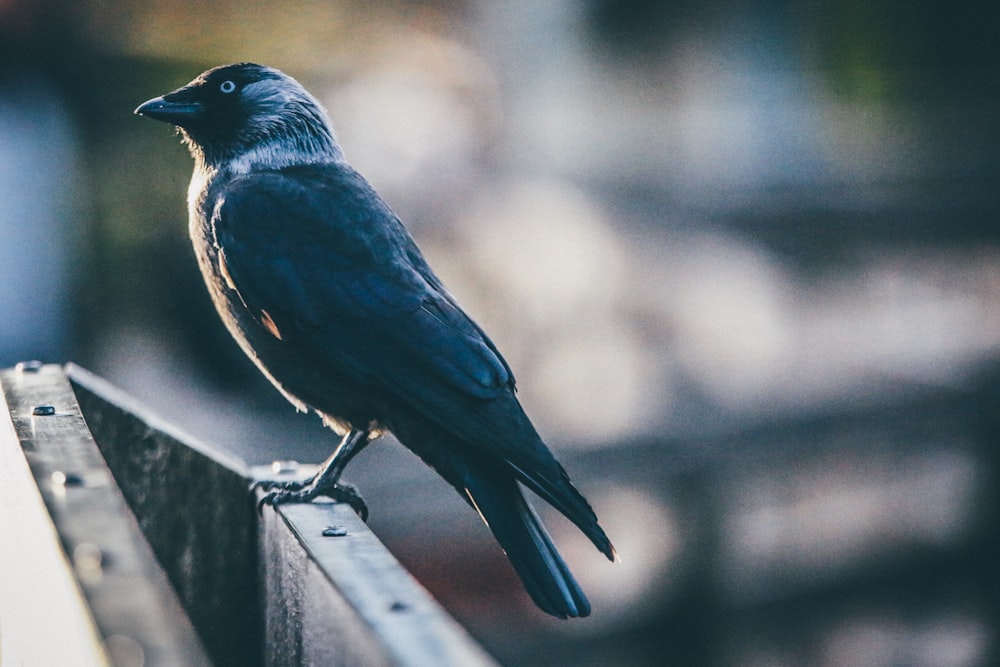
[821,612,988,667]
[457,180,662,445]
[321,33,498,220]
[720,447,980,603]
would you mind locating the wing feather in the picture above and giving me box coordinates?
[212,165,608,554]
[214,166,513,414]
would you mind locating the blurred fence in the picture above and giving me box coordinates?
[532,365,1000,667]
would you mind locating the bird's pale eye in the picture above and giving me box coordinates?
[219,80,237,94]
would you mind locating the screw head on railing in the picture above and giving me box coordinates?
[14,360,44,374]
[271,460,300,475]
[73,542,104,584]
[322,526,348,537]
[32,405,56,416]
[51,471,85,487]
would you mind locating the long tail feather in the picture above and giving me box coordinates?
[464,473,591,618]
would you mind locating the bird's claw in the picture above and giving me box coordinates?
[255,479,369,522]
[253,478,306,493]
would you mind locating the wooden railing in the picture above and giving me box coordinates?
[0,363,497,667]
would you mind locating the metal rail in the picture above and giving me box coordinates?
[0,363,496,667]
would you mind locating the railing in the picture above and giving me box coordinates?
[0,363,497,667]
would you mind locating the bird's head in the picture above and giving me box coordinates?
[135,63,342,170]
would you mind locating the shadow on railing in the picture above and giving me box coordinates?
[0,363,496,667]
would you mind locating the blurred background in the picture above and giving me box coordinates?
[2,1,999,665]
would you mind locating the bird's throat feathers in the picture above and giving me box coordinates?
[184,118,344,176]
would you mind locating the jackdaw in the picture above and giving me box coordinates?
[135,63,615,618]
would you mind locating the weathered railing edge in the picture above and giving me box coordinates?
[64,363,499,667]
[0,370,112,666]
[0,363,214,666]
[65,362,251,479]
[260,494,500,667]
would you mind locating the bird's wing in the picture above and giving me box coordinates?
[213,166,611,556]
[216,165,539,424]
[214,167,513,396]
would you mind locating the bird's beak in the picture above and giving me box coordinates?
[134,94,204,126]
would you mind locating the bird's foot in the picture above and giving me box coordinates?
[254,477,307,493]
[254,429,371,520]
[254,478,369,521]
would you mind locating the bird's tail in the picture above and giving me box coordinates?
[464,472,591,619]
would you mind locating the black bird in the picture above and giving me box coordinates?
[135,63,616,618]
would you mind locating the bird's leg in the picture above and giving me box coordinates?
[256,429,371,519]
